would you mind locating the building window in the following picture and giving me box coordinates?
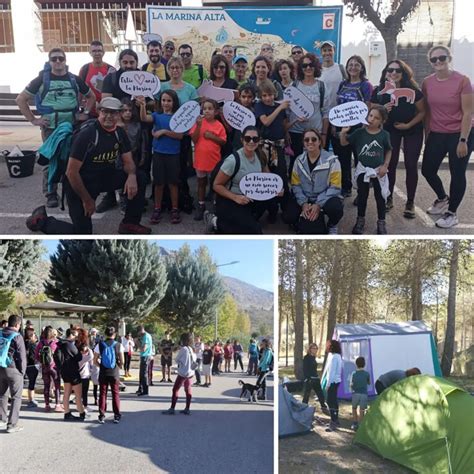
[0,2,14,53]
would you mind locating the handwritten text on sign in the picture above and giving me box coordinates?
[223,101,256,131]
[329,101,368,127]
[170,101,201,133]
[239,172,283,201]
[119,71,161,98]
[283,86,315,119]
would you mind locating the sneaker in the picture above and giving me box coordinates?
[6,424,24,433]
[403,200,416,219]
[204,210,217,234]
[342,189,352,198]
[0,420,7,429]
[170,209,181,224]
[202,383,209,387]
[377,219,387,234]
[79,412,86,421]
[167,378,173,383]
[194,203,206,221]
[118,222,152,235]
[27,400,38,408]
[46,194,59,208]
[351,422,359,431]
[327,225,338,235]
[162,408,175,415]
[352,216,365,235]
[385,195,393,211]
[54,404,64,413]
[113,414,121,424]
[180,409,191,415]
[96,192,117,213]
[98,415,105,424]
[137,392,148,397]
[426,196,449,215]
[150,208,162,224]
[26,205,47,232]
[64,412,79,421]
[325,422,338,432]
[159,379,165,383]
[435,211,459,229]
[192,382,200,387]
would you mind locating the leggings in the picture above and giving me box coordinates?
[356,174,386,220]
[171,375,192,410]
[421,129,473,213]
[26,366,39,391]
[327,382,340,423]
[332,137,356,193]
[388,129,424,201]
[81,377,90,408]
[302,377,327,407]
[234,353,244,371]
[42,366,61,406]
[124,352,132,373]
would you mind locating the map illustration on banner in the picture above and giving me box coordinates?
[119,71,160,98]
[146,6,342,70]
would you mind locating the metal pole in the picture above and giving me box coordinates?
[285,310,289,367]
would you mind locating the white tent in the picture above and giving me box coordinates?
[322,321,442,399]
[278,383,314,438]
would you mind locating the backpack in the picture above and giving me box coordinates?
[0,331,17,368]
[53,340,65,369]
[338,63,348,81]
[40,341,54,367]
[336,80,365,103]
[99,340,117,369]
[209,151,241,198]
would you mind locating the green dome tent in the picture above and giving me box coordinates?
[354,375,474,473]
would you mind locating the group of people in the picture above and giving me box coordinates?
[302,340,422,432]
[0,315,273,431]
[19,37,471,235]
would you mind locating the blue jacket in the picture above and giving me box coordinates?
[258,348,273,372]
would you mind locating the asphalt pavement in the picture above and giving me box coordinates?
[0,365,273,473]
[1,122,473,235]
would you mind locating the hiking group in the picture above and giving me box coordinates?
[0,315,273,431]
[17,38,472,235]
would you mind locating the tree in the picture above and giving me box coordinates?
[159,245,225,333]
[294,240,304,380]
[343,0,421,61]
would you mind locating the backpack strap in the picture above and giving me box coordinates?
[79,63,89,82]
[318,80,325,115]
[228,151,241,186]
[197,64,203,84]
[40,65,51,102]
[338,63,348,81]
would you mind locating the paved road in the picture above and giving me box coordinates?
[0,366,273,473]
[1,123,473,235]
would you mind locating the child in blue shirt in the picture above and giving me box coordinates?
[350,356,370,431]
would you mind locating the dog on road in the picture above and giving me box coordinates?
[238,379,259,402]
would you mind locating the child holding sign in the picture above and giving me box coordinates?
[138,90,183,225]
[190,99,227,221]
[340,104,392,234]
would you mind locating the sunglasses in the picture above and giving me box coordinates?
[243,136,259,143]
[180,52,192,57]
[430,55,448,63]
[214,65,226,70]
[292,50,303,55]
[304,137,319,143]
[101,109,120,115]
[302,63,314,69]
[386,67,402,73]
[50,56,65,62]
[165,45,175,50]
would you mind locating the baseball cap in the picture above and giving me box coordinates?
[320,40,336,49]
[233,54,248,65]
[98,97,123,111]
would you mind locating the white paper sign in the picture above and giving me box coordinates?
[143,33,163,45]
[170,101,201,133]
[197,80,235,103]
[223,101,256,131]
[329,101,368,127]
[119,71,161,98]
[239,172,283,201]
[283,86,315,119]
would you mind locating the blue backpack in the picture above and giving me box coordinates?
[99,340,117,369]
[0,331,17,368]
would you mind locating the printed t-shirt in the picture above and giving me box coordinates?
[202,349,213,365]
[220,148,263,195]
[160,339,174,358]
[254,101,286,140]
[422,71,472,133]
[159,81,198,105]
[182,64,208,89]
[151,112,180,154]
[79,63,116,101]
[336,80,372,105]
[70,122,131,174]
[190,119,227,172]
[347,127,392,168]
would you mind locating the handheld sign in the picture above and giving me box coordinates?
[283,86,314,119]
[119,71,160,98]
[170,101,201,133]
[198,80,235,102]
[143,33,163,45]
[239,172,283,201]
[223,101,256,131]
[377,80,416,106]
[329,101,368,127]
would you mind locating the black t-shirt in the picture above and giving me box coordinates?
[303,354,318,379]
[102,69,135,100]
[160,339,174,357]
[370,86,423,134]
[59,339,81,376]
[25,72,90,97]
[307,155,319,173]
[70,121,131,174]
[254,101,286,141]
[202,349,213,365]
[219,77,239,90]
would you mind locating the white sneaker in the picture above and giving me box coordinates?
[327,225,338,235]
[427,197,449,215]
[435,212,458,228]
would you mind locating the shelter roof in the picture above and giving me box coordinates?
[335,321,432,337]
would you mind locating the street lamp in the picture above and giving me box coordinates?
[215,260,240,340]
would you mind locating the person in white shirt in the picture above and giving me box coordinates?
[121,333,135,378]
[193,336,204,386]
[325,339,342,432]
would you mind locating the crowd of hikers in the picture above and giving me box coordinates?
[0,315,273,432]
[17,38,471,235]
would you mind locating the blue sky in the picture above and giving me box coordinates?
[41,239,275,292]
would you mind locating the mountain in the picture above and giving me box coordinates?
[360,140,383,155]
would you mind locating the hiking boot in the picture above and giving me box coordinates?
[377,219,387,234]
[64,412,79,421]
[170,209,181,224]
[96,192,117,213]
[27,400,38,408]
[403,200,416,219]
[180,409,191,415]
[194,203,206,221]
[113,414,121,424]
[162,408,175,415]
[327,225,338,235]
[426,196,449,215]
[6,424,24,433]
[98,415,105,424]
[46,193,59,208]
[150,208,162,224]
[352,216,365,235]
[26,205,47,232]
[204,210,217,234]
[435,211,459,229]
[385,195,393,211]
[79,412,86,421]
[118,222,152,235]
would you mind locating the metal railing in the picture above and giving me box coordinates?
[0,3,14,53]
